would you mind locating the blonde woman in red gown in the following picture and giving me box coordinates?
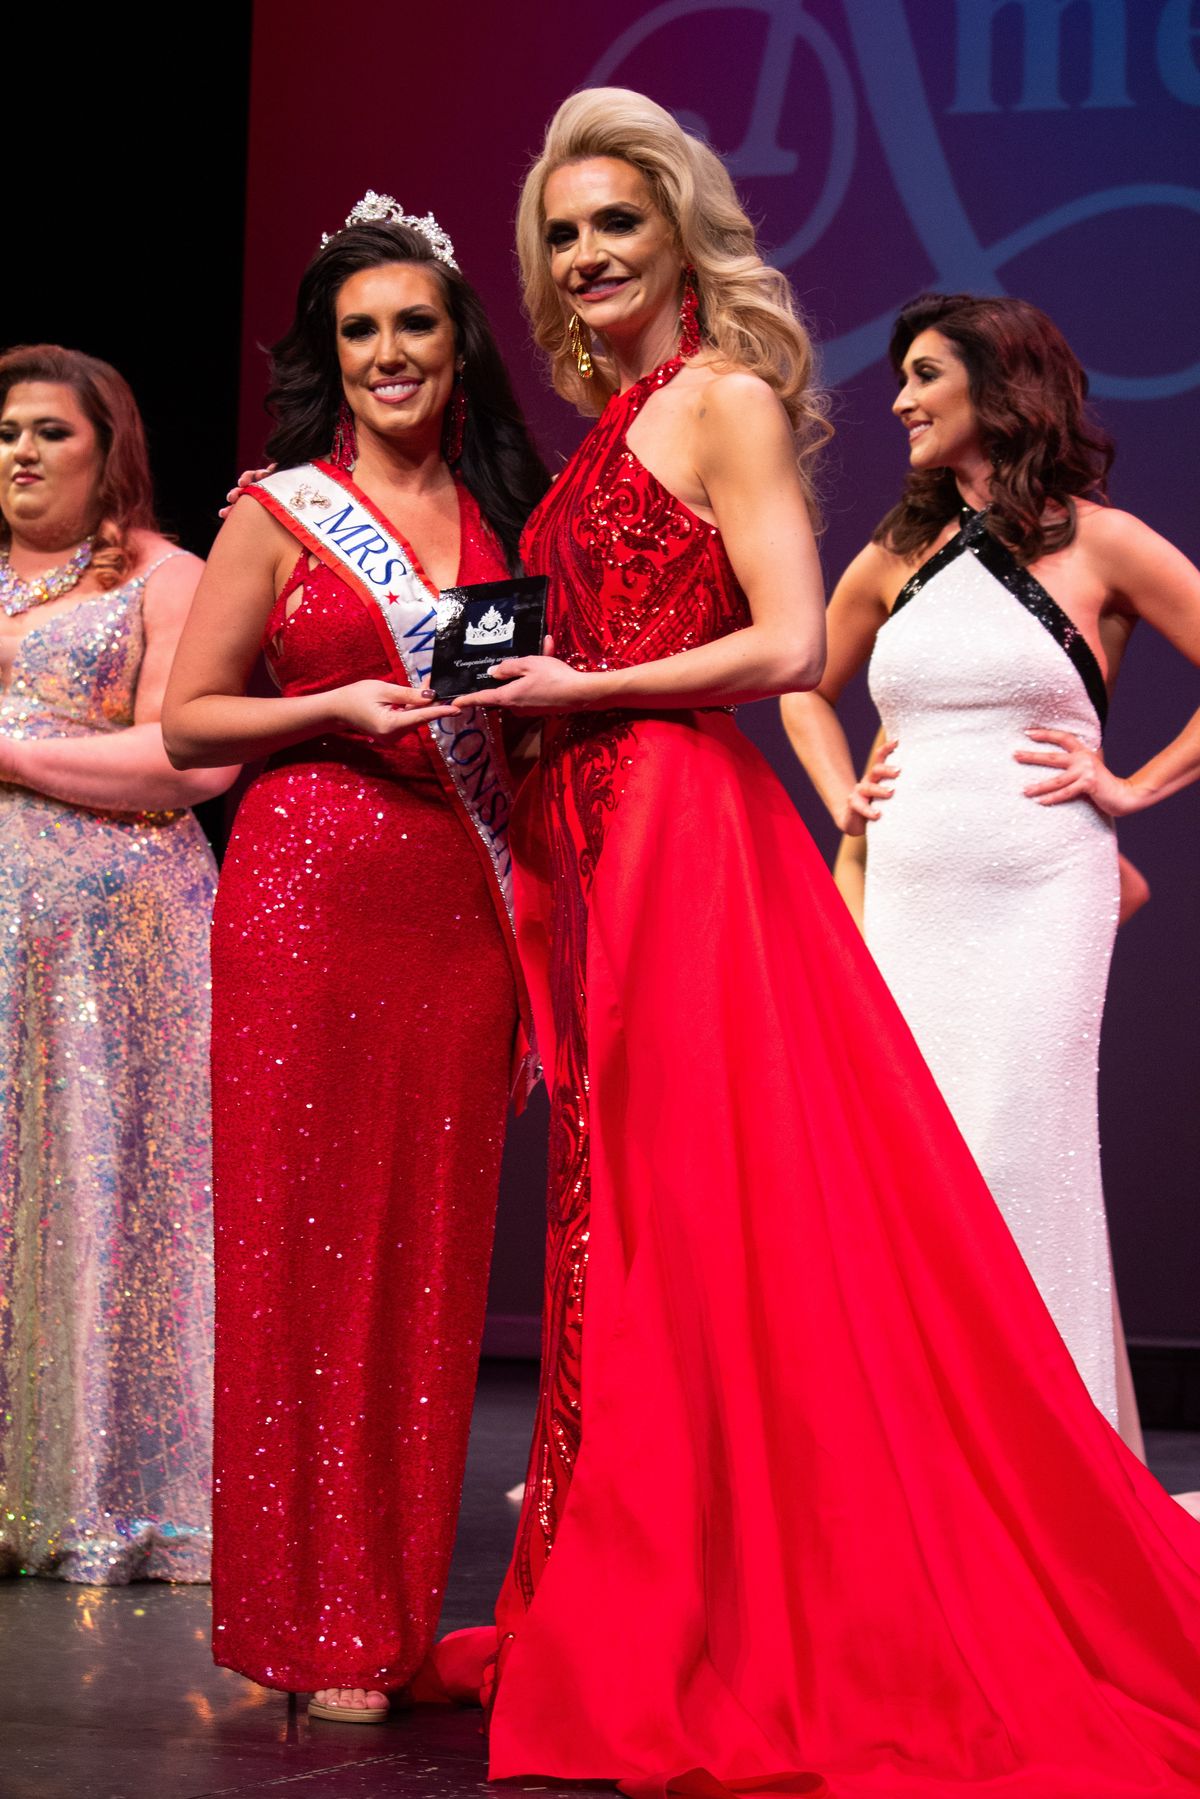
[441,89,1200,1796]
[163,204,547,1721]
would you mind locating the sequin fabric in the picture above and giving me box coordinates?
[867,519,1121,1421]
[460,380,1200,1796]
[498,361,749,1623]
[0,567,217,1582]
[506,713,634,1611]
[526,357,746,677]
[210,482,517,1691]
[892,508,1110,729]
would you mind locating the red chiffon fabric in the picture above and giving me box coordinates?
[443,362,1200,1795]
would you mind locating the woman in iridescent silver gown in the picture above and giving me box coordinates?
[0,345,237,1581]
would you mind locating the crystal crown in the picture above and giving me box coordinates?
[321,191,459,269]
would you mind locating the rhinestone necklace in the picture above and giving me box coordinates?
[0,537,96,617]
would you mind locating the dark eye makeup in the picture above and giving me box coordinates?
[598,209,641,232]
[900,361,941,386]
[339,310,441,338]
[544,208,645,249]
[0,420,73,440]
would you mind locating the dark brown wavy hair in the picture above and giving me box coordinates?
[873,294,1113,566]
[264,222,549,570]
[0,344,159,588]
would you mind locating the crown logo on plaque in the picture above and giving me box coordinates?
[464,605,513,647]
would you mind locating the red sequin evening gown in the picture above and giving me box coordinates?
[473,361,1200,1794]
[210,482,517,1692]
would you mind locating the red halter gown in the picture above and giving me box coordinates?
[210,482,517,1692]
[467,361,1200,1795]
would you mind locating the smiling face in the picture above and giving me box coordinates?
[334,262,458,452]
[892,329,988,482]
[542,157,683,355]
[0,381,104,546]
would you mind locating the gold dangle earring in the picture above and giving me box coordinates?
[568,312,594,380]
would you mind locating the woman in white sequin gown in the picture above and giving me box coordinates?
[0,346,238,1580]
[783,294,1200,1448]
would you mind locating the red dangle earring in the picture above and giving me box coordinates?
[679,265,702,360]
[444,372,467,464]
[330,399,358,473]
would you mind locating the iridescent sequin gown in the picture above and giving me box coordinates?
[457,360,1200,1796]
[867,511,1121,1424]
[210,481,517,1692]
[0,558,216,1583]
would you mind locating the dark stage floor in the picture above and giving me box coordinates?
[5,1364,1200,1799]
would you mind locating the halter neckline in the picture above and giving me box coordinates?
[616,356,686,410]
[892,509,1108,730]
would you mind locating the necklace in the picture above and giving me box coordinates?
[0,537,96,617]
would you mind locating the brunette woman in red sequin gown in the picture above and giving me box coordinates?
[438,91,1200,1796]
[163,213,547,1720]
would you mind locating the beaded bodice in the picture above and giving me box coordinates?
[260,480,507,784]
[264,480,505,696]
[0,575,151,740]
[885,508,1108,729]
[871,508,1109,771]
[520,358,750,672]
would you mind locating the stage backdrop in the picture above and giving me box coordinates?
[242,0,1200,1349]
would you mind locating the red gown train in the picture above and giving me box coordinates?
[462,361,1200,1795]
[210,484,517,1691]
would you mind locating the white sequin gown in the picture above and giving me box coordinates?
[866,511,1122,1426]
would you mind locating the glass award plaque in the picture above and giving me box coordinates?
[430,575,548,700]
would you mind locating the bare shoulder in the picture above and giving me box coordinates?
[129,529,202,576]
[690,365,792,470]
[693,364,786,426]
[129,533,204,608]
[833,538,909,612]
[1074,501,1156,553]
[202,490,299,568]
[1074,502,1192,595]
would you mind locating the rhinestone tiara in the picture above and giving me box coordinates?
[320,191,459,269]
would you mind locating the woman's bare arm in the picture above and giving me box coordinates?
[1018,511,1200,815]
[458,376,826,714]
[1116,852,1150,925]
[780,544,900,833]
[829,729,1152,934]
[832,828,868,930]
[162,498,454,768]
[0,550,241,812]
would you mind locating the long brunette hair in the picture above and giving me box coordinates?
[0,344,159,588]
[874,293,1113,565]
[264,223,549,569]
[516,88,831,517]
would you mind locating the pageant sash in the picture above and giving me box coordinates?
[247,461,534,1068]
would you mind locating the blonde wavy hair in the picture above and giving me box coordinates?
[516,87,831,509]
